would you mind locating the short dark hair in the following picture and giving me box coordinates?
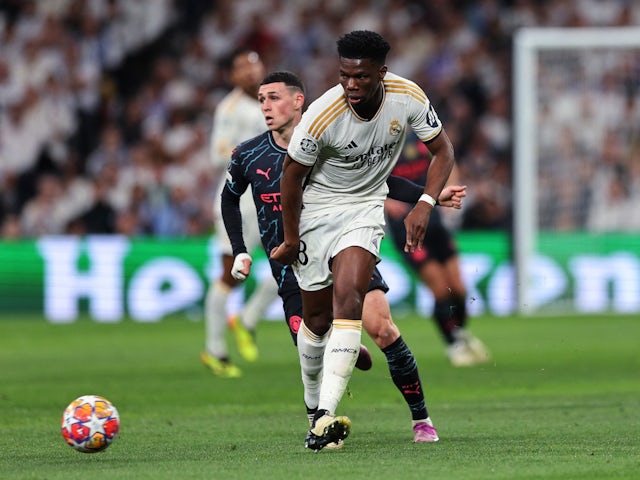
[336,30,391,65]
[260,71,305,93]
[220,47,259,71]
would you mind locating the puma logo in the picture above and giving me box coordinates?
[257,168,271,180]
[402,381,422,396]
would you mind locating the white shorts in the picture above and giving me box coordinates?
[214,191,262,256]
[293,202,385,291]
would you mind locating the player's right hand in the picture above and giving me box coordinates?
[404,202,431,253]
[270,241,299,265]
[231,253,252,281]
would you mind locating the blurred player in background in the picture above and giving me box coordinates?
[386,132,490,367]
[271,31,454,450]
[201,48,279,378]
[222,71,467,448]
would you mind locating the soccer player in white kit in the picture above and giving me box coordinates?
[271,30,455,449]
[201,48,279,378]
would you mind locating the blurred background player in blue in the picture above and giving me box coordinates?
[385,132,490,367]
[201,48,279,378]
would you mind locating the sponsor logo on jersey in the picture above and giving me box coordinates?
[260,192,280,203]
[347,141,399,170]
[300,137,318,154]
[389,119,402,136]
[256,167,271,179]
[260,192,281,211]
[345,140,358,149]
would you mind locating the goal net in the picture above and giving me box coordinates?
[513,27,640,315]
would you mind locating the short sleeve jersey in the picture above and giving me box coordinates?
[287,72,442,213]
[210,87,265,170]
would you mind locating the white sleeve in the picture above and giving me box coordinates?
[409,91,443,143]
[210,93,265,169]
[210,106,235,169]
[407,82,442,142]
[287,120,321,167]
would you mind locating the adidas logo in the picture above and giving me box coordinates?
[345,140,358,149]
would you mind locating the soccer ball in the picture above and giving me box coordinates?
[61,395,120,453]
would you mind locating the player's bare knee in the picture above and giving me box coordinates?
[333,291,364,319]
[378,324,400,349]
[363,320,398,349]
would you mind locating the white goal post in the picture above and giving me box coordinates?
[513,27,640,315]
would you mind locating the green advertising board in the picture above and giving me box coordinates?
[0,232,637,322]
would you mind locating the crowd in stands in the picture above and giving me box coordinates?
[536,45,640,231]
[0,0,639,239]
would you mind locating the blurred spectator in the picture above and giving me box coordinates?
[20,173,68,236]
[77,176,118,234]
[238,12,282,68]
[1,212,22,239]
[62,41,101,159]
[461,177,511,231]
[0,87,51,177]
[114,208,143,236]
[588,165,637,231]
[85,123,129,177]
[150,181,201,237]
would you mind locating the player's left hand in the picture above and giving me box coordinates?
[404,202,431,253]
[270,241,300,265]
[438,185,467,209]
[231,253,252,281]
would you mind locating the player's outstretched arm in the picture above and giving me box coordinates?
[386,176,466,209]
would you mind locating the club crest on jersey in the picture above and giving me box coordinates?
[300,137,318,154]
[389,120,402,136]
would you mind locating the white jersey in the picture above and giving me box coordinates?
[288,72,442,215]
[210,87,265,255]
[210,87,265,170]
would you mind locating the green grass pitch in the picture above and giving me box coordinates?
[1,313,638,479]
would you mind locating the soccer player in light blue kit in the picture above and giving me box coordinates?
[271,31,456,450]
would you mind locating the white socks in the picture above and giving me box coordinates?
[318,319,362,414]
[412,418,433,427]
[204,280,231,358]
[297,321,327,411]
[240,277,278,331]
